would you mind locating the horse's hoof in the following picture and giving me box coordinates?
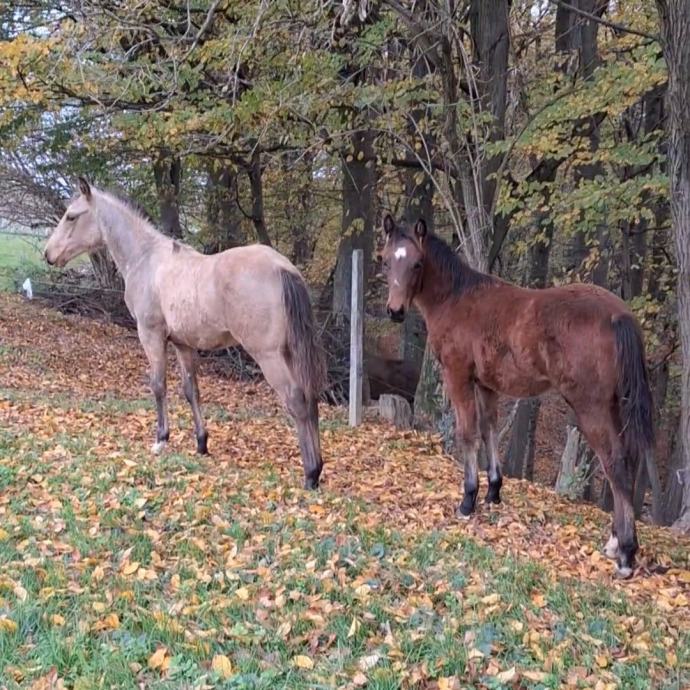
[304,478,320,490]
[196,433,209,455]
[455,505,473,520]
[614,564,633,580]
[484,495,501,506]
[151,441,167,455]
[603,535,619,560]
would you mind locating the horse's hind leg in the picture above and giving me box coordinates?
[577,406,637,578]
[477,387,502,505]
[255,351,323,489]
[175,344,208,455]
[138,327,169,454]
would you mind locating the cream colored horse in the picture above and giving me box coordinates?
[44,178,326,488]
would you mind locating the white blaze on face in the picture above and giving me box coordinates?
[394,246,407,260]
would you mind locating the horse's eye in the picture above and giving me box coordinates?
[414,261,422,270]
[66,214,77,222]
[383,260,390,270]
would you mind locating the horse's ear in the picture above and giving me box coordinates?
[383,213,395,236]
[77,176,92,200]
[414,218,427,241]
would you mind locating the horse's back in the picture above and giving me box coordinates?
[462,281,633,398]
[155,243,301,352]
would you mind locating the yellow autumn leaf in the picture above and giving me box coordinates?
[50,614,66,626]
[497,667,518,683]
[438,678,461,690]
[354,583,371,598]
[595,654,608,668]
[666,651,678,667]
[292,655,314,670]
[481,593,500,605]
[235,586,250,601]
[531,593,546,608]
[148,647,168,670]
[122,561,140,576]
[347,617,361,638]
[103,613,120,630]
[13,584,27,602]
[352,671,368,686]
[0,617,18,633]
[523,670,548,682]
[0,528,9,541]
[211,654,233,679]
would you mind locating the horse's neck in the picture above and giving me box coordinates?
[414,283,448,330]
[413,261,486,331]
[96,196,158,279]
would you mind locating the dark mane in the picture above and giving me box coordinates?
[105,188,155,224]
[417,231,495,297]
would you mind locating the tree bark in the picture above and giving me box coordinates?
[657,0,690,531]
[205,163,245,252]
[153,151,183,238]
[469,0,510,221]
[247,148,272,247]
[332,129,377,321]
[556,425,595,499]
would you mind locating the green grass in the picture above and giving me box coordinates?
[0,233,44,291]
[0,417,687,689]
[0,311,688,689]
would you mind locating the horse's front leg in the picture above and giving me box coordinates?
[138,327,169,454]
[446,376,481,518]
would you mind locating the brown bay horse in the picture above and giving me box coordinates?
[381,214,654,578]
[44,178,326,489]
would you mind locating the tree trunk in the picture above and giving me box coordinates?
[288,152,316,266]
[556,424,596,499]
[153,151,183,238]
[332,129,377,321]
[205,163,245,252]
[505,397,540,479]
[379,394,413,429]
[657,0,690,531]
[469,0,510,222]
[247,148,272,247]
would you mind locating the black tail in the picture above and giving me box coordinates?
[280,269,326,399]
[613,314,654,467]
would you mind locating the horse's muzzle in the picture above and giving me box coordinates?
[388,306,406,323]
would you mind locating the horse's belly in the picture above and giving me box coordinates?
[477,355,551,398]
[165,306,238,351]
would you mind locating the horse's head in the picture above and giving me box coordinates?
[44,177,104,267]
[380,213,426,323]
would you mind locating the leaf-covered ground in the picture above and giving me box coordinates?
[0,293,688,690]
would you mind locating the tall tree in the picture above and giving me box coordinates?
[656,0,690,531]
[153,152,183,239]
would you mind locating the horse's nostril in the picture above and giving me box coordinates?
[389,307,405,323]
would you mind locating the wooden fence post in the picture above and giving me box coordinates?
[349,249,364,426]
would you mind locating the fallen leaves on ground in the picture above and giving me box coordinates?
[0,294,689,689]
